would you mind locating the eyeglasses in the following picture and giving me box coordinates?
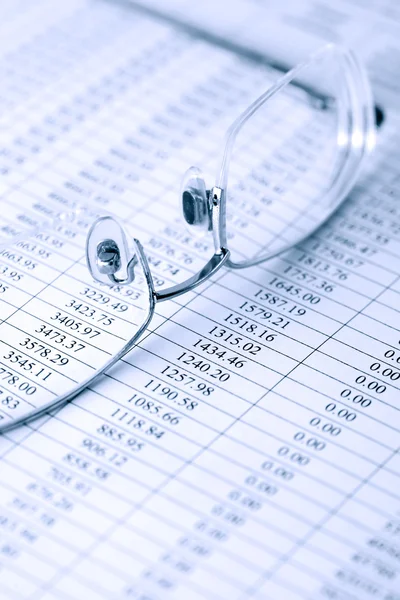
[0,43,375,433]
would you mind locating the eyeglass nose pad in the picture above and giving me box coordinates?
[180,166,212,236]
[86,216,136,285]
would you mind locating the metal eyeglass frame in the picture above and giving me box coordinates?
[0,43,375,434]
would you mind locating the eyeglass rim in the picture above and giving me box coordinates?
[0,238,156,434]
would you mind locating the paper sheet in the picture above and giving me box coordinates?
[0,2,399,599]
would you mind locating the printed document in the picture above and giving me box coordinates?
[0,1,399,599]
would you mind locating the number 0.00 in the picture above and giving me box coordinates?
[294,432,326,450]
